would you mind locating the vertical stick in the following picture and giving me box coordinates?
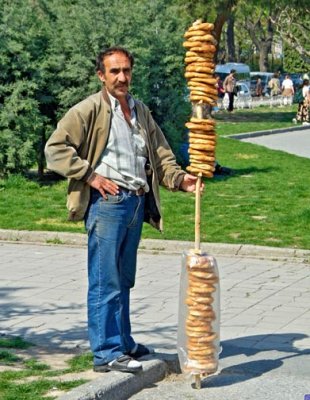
[194,101,204,253]
[195,173,202,251]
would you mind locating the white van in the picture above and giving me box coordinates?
[215,63,251,88]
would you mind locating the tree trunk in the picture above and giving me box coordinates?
[226,15,235,62]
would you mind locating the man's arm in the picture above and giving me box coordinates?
[45,108,93,181]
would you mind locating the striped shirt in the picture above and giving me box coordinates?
[95,92,149,192]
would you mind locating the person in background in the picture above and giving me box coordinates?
[281,74,294,104]
[215,74,225,99]
[223,69,237,112]
[255,78,263,97]
[294,79,310,125]
[45,46,202,374]
[268,72,281,97]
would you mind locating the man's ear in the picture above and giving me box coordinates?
[97,70,105,83]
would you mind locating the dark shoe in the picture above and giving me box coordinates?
[127,343,155,359]
[94,355,142,373]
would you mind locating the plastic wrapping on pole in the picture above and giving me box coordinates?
[177,250,221,376]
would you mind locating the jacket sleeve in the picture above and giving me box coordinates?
[145,108,185,190]
[45,107,93,182]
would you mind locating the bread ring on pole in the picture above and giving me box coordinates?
[186,65,214,74]
[189,133,216,141]
[185,122,214,131]
[190,94,216,104]
[185,57,215,65]
[184,29,212,38]
[190,117,216,125]
[188,85,218,96]
[189,45,217,53]
[189,77,217,85]
[189,143,216,151]
[186,166,213,178]
[186,34,217,44]
[186,51,214,59]
[188,22,214,32]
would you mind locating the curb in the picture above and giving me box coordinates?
[225,124,310,140]
[58,355,179,400]
[0,229,309,261]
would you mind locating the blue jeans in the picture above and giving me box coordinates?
[84,189,145,366]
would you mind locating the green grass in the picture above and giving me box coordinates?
[215,104,296,135]
[0,336,92,400]
[0,104,309,250]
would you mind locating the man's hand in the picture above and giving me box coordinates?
[180,174,205,193]
[87,173,119,199]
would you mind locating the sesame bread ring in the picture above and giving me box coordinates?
[188,148,214,155]
[189,138,216,147]
[185,71,214,79]
[186,34,217,44]
[188,86,218,96]
[187,336,217,347]
[186,294,214,306]
[189,44,217,53]
[189,133,216,142]
[188,350,215,360]
[189,90,218,101]
[184,29,212,38]
[189,163,215,172]
[186,327,215,337]
[190,95,216,105]
[189,156,215,165]
[189,284,216,294]
[187,331,217,341]
[190,117,216,125]
[190,90,217,99]
[187,341,215,351]
[189,143,216,152]
[185,122,214,131]
[188,269,217,280]
[186,166,213,178]
[189,77,217,85]
[186,315,213,326]
[188,80,216,89]
[186,50,214,59]
[187,286,215,298]
[185,57,215,65]
[186,65,214,74]
[186,166,214,177]
[188,22,214,32]
[183,40,205,48]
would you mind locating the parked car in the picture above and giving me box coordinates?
[250,72,273,96]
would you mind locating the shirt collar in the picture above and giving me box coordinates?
[107,91,135,112]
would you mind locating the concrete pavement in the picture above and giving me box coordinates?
[0,234,309,400]
[230,125,310,159]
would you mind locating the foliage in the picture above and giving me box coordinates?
[0,0,308,176]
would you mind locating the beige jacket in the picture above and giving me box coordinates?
[45,88,185,229]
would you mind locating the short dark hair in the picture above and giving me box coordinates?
[95,46,134,73]
[230,69,236,74]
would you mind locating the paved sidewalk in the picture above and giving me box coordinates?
[0,236,309,399]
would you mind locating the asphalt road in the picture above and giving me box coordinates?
[240,127,310,159]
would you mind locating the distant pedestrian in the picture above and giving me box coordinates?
[215,74,225,99]
[255,78,263,97]
[268,73,281,97]
[281,74,294,104]
[295,79,310,125]
[223,69,237,112]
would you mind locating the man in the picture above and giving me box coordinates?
[223,69,237,112]
[45,47,202,374]
[268,72,281,97]
[281,74,294,105]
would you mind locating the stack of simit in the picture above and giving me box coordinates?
[183,20,218,178]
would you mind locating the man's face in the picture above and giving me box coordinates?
[97,52,132,100]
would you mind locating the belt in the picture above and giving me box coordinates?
[120,187,145,196]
